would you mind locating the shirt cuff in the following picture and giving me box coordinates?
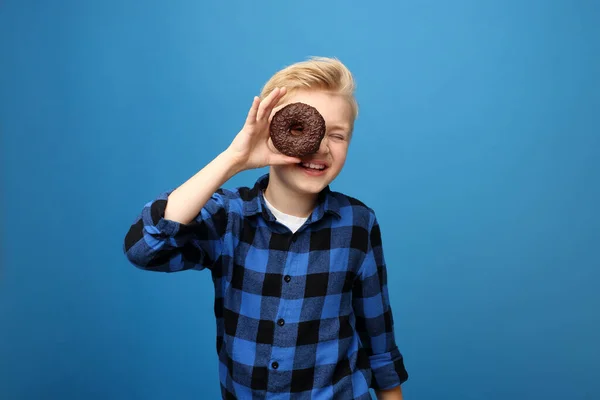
[370,347,409,390]
[141,195,184,239]
[151,214,182,238]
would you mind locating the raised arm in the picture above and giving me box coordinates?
[123,87,300,272]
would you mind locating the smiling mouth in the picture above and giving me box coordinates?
[299,162,327,171]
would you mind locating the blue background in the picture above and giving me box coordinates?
[1,1,599,399]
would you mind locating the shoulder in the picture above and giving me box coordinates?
[209,183,258,214]
[328,190,378,229]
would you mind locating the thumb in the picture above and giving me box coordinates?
[269,154,302,166]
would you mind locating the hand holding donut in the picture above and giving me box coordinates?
[226,87,302,171]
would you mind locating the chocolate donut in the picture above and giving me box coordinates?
[269,102,326,157]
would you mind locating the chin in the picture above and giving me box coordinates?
[294,179,329,195]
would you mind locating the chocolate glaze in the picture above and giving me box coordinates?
[270,102,326,157]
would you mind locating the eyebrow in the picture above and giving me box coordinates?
[327,123,352,132]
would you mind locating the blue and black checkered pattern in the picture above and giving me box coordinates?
[124,174,408,399]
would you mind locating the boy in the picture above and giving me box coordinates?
[124,57,408,399]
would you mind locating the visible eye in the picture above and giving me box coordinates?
[329,134,346,141]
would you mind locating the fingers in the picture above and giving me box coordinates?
[256,88,278,121]
[257,87,286,121]
[246,87,286,126]
[270,154,302,166]
[245,96,260,124]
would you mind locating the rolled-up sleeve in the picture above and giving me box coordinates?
[123,190,228,273]
[352,213,408,390]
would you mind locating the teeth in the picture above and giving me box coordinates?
[302,162,325,170]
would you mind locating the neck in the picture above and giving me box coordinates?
[264,173,318,218]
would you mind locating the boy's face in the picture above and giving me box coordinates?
[269,89,354,196]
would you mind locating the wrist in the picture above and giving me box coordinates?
[219,148,248,176]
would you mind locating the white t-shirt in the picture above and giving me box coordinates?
[263,193,308,233]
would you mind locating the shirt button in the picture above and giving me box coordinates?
[277,318,285,326]
[284,275,291,283]
[271,361,279,369]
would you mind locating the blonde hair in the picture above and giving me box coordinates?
[260,56,358,119]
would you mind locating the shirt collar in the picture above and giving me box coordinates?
[242,173,341,221]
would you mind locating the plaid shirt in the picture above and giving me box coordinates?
[124,174,408,399]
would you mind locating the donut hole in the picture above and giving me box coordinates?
[289,122,304,136]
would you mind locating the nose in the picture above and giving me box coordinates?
[316,136,330,155]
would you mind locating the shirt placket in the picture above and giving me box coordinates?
[280,233,300,319]
[268,232,300,374]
